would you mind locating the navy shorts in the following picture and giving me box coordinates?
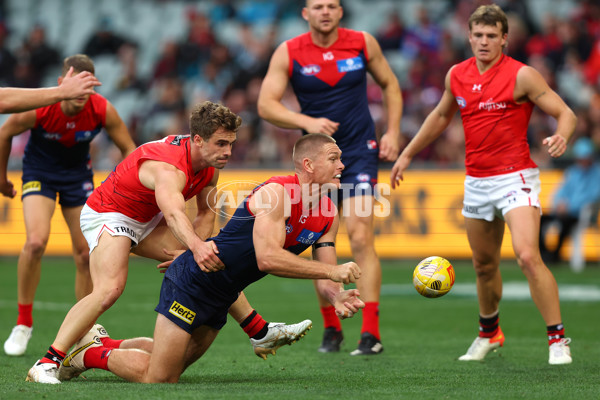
[335,151,378,202]
[155,252,238,334]
[21,169,93,207]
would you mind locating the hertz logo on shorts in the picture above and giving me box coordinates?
[169,301,196,325]
[22,181,42,195]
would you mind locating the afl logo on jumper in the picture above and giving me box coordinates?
[456,97,467,109]
[301,65,321,76]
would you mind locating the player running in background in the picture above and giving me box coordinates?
[0,54,136,357]
[257,0,402,355]
[390,4,576,365]
[26,101,312,384]
[0,67,100,114]
[57,133,364,383]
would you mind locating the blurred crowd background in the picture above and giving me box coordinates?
[1,0,599,171]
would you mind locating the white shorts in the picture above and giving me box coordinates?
[80,204,164,254]
[462,168,542,222]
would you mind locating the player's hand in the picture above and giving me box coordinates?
[329,261,361,284]
[0,179,16,198]
[379,132,400,162]
[543,134,567,158]
[156,248,186,273]
[192,240,224,273]
[59,67,102,99]
[305,117,339,136]
[333,289,365,319]
[390,154,411,189]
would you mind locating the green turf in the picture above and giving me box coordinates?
[0,256,598,399]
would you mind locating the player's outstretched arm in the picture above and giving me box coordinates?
[312,223,365,319]
[0,111,37,197]
[391,69,459,189]
[0,67,101,114]
[140,160,223,272]
[192,170,219,240]
[252,183,360,282]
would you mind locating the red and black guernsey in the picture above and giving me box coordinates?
[23,93,107,179]
[183,174,336,294]
[86,135,215,222]
[287,28,376,158]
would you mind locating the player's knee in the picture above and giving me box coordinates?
[347,228,374,251]
[515,249,542,275]
[74,251,90,270]
[93,286,125,311]
[472,261,497,280]
[23,237,48,258]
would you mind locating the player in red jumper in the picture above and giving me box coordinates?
[390,4,576,365]
[258,0,402,356]
[0,54,136,357]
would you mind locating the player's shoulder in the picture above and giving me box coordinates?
[286,32,311,50]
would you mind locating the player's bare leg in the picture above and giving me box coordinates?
[61,205,92,300]
[51,232,131,353]
[505,207,562,325]
[464,217,504,316]
[4,195,54,356]
[344,195,383,355]
[459,216,505,361]
[506,206,570,364]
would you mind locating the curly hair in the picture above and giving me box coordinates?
[189,101,242,140]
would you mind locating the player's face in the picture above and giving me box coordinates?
[312,143,344,188]
[199,128,236,169]
[468,22,507,64]
[303,0,343,35]
[58,71,92,110]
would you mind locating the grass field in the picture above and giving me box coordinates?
[0,256,599,400]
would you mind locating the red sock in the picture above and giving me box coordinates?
[40,346,66,367]
[240,310,268,338]
[320,306,342,331]
[83,346,112,370]
[17,303,33,327]
[361,302,380,340]
[100,337,124,349]
[547,323,565,345]
[479,313,500,338]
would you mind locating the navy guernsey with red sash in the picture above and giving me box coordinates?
[23,93,107,180]
[164,174,336,300]
[287,28,376,161]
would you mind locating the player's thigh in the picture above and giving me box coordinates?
[89,231,131,289]
[464,217,505,265]
[146,314,193,383]
[342,195,375,240]
[60,204,88,251]
[133,218,183,261]
[21,195,56,241]
[184,325,219,369]
[504,206,542,257]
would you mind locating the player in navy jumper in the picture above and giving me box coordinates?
[258,0,402,355]
[57,134,364,383]
[0,54,136,357]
